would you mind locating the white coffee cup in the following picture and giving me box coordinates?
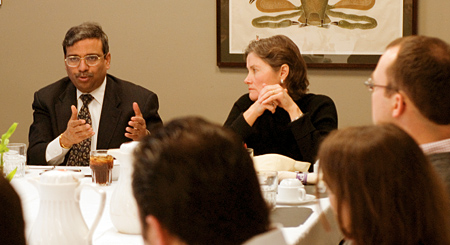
[278,178,306,202]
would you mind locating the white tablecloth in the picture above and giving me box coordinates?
[11,171,342,245]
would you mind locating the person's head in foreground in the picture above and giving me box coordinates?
[370,35,450,144]
[0,175,26,245]
[318,124,450,244]
[132,117,270,245]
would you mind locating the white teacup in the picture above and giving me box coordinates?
[278,178,306,203]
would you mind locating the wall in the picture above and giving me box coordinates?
[0,1,449,145]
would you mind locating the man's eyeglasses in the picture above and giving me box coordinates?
[65,54,106,67]
[364,78,395,92]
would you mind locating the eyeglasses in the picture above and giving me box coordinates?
[65,54,106,67]
[364,78,395,92]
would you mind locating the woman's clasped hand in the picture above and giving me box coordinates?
[257,84,300,117]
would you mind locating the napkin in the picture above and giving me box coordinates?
[253,154,311,172]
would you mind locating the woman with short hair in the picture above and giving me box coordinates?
[224,35,337,170]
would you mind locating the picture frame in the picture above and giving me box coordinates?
[217,0,417,69]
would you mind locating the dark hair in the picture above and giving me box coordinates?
[386,35,450,124]
[62,22,109,56]
[318,124,450,244]
[132,116,269,245]
[245,35,309,100]
[0,175,26,245]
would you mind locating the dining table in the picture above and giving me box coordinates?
[11,167,342,245]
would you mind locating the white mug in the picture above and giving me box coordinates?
[278,178,306,202]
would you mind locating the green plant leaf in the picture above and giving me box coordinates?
[5,167,17,182]
[1,123,18,144]
[0,123,19,175]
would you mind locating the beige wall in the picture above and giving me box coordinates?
[1,1,449,145]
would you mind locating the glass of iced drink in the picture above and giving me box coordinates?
[90,150,114,186]
[3,143,27,178]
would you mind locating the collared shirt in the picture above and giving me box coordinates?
[75,78,105,151]
[46,76,107,165]
[421,138,450,155]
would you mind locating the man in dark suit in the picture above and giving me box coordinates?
[28,22,162,166]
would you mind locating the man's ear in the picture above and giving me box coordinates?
[105,52,111,69]
[392,92,406,118]
[145,215,168,245]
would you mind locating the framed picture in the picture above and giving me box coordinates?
[217,0,417,68]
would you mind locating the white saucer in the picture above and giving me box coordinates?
[276,194,316,205]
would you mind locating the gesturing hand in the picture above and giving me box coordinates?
[125,102,149,141]
[60,105,95,148]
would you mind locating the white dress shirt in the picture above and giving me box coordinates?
[46,77,107,165]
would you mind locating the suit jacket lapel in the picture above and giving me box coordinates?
[97,76,122,149]
[56,81,77,134]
